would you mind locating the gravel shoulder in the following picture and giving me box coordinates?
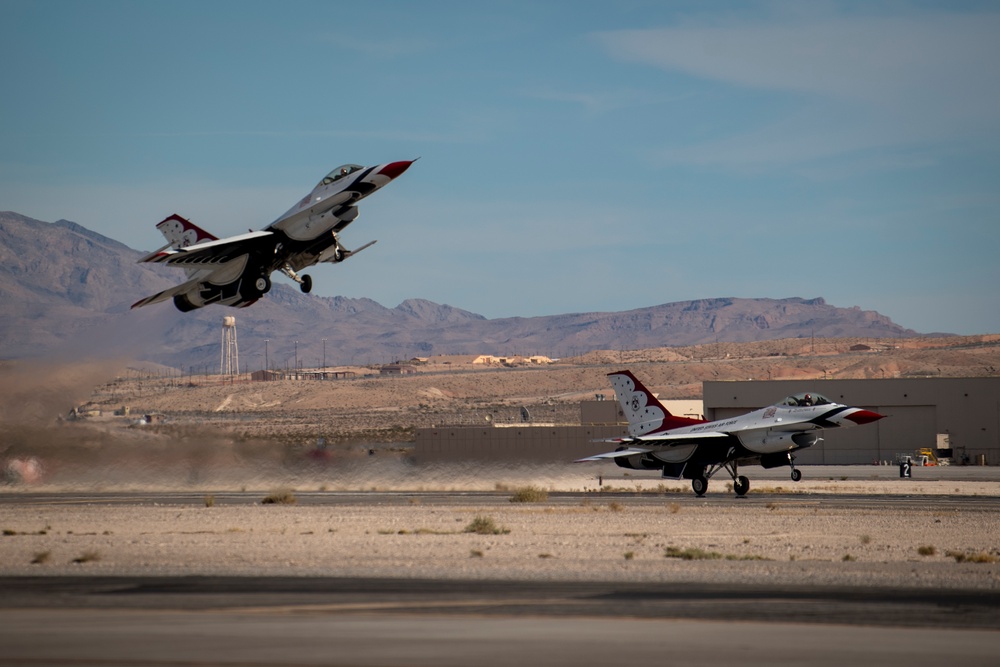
[2,478,998,591]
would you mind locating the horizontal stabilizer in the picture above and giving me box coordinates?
[140,231,273,266]
[131,275,204,309]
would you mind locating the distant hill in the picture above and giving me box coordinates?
[0,211,922,370]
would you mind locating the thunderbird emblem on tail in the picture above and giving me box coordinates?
[131,160,415,312]
[578,370,885,497]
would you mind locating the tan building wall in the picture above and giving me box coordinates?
[414,425,626,463]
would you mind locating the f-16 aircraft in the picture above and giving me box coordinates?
[579,370,884,496]
[131,159,415,312]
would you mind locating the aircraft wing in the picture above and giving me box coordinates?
[575,447,650,462]
[139,231,274,267]
[577,431,730,463]
[630,431,729,442]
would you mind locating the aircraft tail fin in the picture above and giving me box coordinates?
[155,214,218,250]
[608,370,706,437]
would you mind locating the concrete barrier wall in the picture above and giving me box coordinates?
[414,425,627,463]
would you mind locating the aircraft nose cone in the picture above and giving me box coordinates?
[845,409,885,425]
[378,160,415,180]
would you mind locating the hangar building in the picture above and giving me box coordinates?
[413,377,998,465]
[704,377,999,465]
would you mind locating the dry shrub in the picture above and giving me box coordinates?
[509,486,548,503]
[262,490,297,505]
[464,515,509,535]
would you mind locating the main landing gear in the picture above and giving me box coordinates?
[689,454,802,497]
[690,461,752,498]
[279,265,313,294]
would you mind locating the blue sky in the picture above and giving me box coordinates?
[2,0,998,334]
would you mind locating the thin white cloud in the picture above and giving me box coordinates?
[595,11,1000,167]
[596,13,1000,109]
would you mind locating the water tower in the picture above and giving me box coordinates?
[220,316,239,376]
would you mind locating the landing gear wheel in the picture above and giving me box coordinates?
[300,274,312,294]
[734,475,750,497]
[691,476,708,497]
[255,275,271,294]
[791,469,802,482]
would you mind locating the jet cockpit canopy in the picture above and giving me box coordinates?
[319,164,364,187]
[779,392,831,407]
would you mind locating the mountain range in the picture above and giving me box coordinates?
[0,211,922,371]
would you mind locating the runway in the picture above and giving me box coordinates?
[5,487,1000,512]
[1,575,998,666]
[2,473,999,665]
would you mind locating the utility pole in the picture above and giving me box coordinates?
[322,338,327,370]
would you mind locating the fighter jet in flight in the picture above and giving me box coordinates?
[579,370,884,496]
[132,159,415,312]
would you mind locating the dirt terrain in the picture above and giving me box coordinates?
[2,479,999,591]
[69,334,1000,444]
[2,336,999,596]
[2,334,999,492]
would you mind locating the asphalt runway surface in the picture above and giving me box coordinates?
[1,575,998,666]
[4,487,1000,512]
[2,483,1000,666]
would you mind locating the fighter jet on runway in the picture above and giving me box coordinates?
[132,159,415,312]
[579,370,884,496]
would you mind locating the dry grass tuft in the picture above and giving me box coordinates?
[31,551,51,565]
[946,550,998,563]
[72,550,101,564]
[261,490,297,505]
[664,545,769,561]
[664,546,723,561]
[464,515,510,535]
[509,486,549,503]
[917,545,937,556]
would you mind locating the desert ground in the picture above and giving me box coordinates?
[23,333,1000,445]
[2,335,999,591]
[1,468,999,592]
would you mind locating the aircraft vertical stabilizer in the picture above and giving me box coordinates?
[156,214,219,249]
[608,370,706,436]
